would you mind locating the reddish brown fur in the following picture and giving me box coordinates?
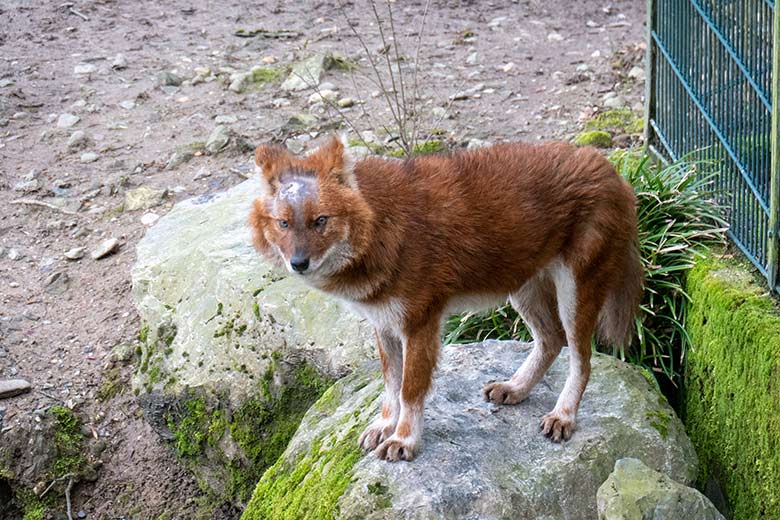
[249,136,643,461]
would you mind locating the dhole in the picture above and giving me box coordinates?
[249,136,642,462]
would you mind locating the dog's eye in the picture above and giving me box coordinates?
[314,216,328,228]
[278,219,289,229]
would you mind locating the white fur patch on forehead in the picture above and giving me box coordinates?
[279,181,303,199]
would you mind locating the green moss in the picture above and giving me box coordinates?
[167,396,226,459]
[138,324,150,343]
[228,363,333,501]
[645,410,670,439]
[573,130,613,148]
[251,67,283,83]
[50,406,87,477]
[386,140,446,158]
[584,108,642,133]
[17,488,46,520]
[684,256,780,518]
[241,418,366,520]
[97,367,124,402]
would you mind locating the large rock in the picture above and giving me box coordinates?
[597,458,724,519]
[281,54,329,91]
[131,177,374,503]
[242,341,697,520]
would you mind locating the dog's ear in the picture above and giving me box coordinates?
[307,135,357,188]
[255,144,290,196]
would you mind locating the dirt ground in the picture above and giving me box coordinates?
[0,1,645,518]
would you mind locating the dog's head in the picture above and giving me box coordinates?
[249,135,372,279]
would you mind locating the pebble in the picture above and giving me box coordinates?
[431,106,448,119]
[13,179,41,193]
[261,56,277,64]
[547,32,564,42]
[141,212,160,226]
[192,168,212,181]
[214,114,237,124]
[7,249,22,261]
[501,62,515,73]
[57,113,80,128]
[308,89,338,104]
[12,112,29,120]
[118,100,136,110]
[205,125,230,154]
[158,71,183,86]
[466,52,479,65]
[0,378,32,400]
[77,511,87,519]
[74,63,97,75]
[91,238,120,260]
[112,54,128,70]
[628,66,646,81]
[44,271,70,294]
[64,247,86,260]
[124,186,167,211]
[337,97,355,108]
[319,81,337,91]
[67,130,90,150]
[80,152,99,163]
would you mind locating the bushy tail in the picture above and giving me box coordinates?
[597,240,644,347]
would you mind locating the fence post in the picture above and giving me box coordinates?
[770,1,780,290]
[644,0,656,149]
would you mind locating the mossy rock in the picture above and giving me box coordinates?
[574,130,613,148]
[132,178,375,507]
[585,108,643,134]
[242,341,697,519]
[684,255,780,518]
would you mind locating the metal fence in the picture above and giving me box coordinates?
[646,0,780,290]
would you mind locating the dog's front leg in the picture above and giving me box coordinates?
[359,330,403,450]
[374,318,440,462]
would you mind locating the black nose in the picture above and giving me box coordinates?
[290,257,310,273]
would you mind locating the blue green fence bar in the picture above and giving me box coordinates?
[646,0,780,291]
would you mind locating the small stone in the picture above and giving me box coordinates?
[141,212,160,226]
[603,94,626,109]
[57,113,80,128]
[74,63,97,75]
[159,71,183,86]
[337,97,355,108]
[228,72,251,93]
[501,62,515,73]
[12,112,29,120]
[628,66,646,82]
[308,89,338,104]
[281,53,328,91]
[166,150,194,170]
[77,511,87,519]
[118,100,136,110]
[80,152,99,163]
[91,238,120,260]
[112,54,128,70]
[215,114,237,124]
[67,130,90,150]
[262,56,277,65]
[466,52,479,65]
[7,249,22,261]
[466,138,491,149]
[13,179,41,193]
[0,378,32,400]
[45,271,70,294]
[160,85,179,95]
[488,16,507,27]
[110,343,135,363]
[124,186,167,211]
[285,113,318,130]
[193,168,212,181]
[547,32,564,42]
[319,81,337,91]
[64,247,86,260]
[205,125,230,154]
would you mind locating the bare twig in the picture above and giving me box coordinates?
[338,1,407,151]
[410,0,432,149]
[60,3,89,21]
[40,473,75,499]
[11,198,78,215]
[66,476,74,520]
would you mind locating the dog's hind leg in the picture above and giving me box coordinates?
[483,271,566,405]
[540,258,608,442]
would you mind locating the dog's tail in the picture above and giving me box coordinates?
[597,240,644,347]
